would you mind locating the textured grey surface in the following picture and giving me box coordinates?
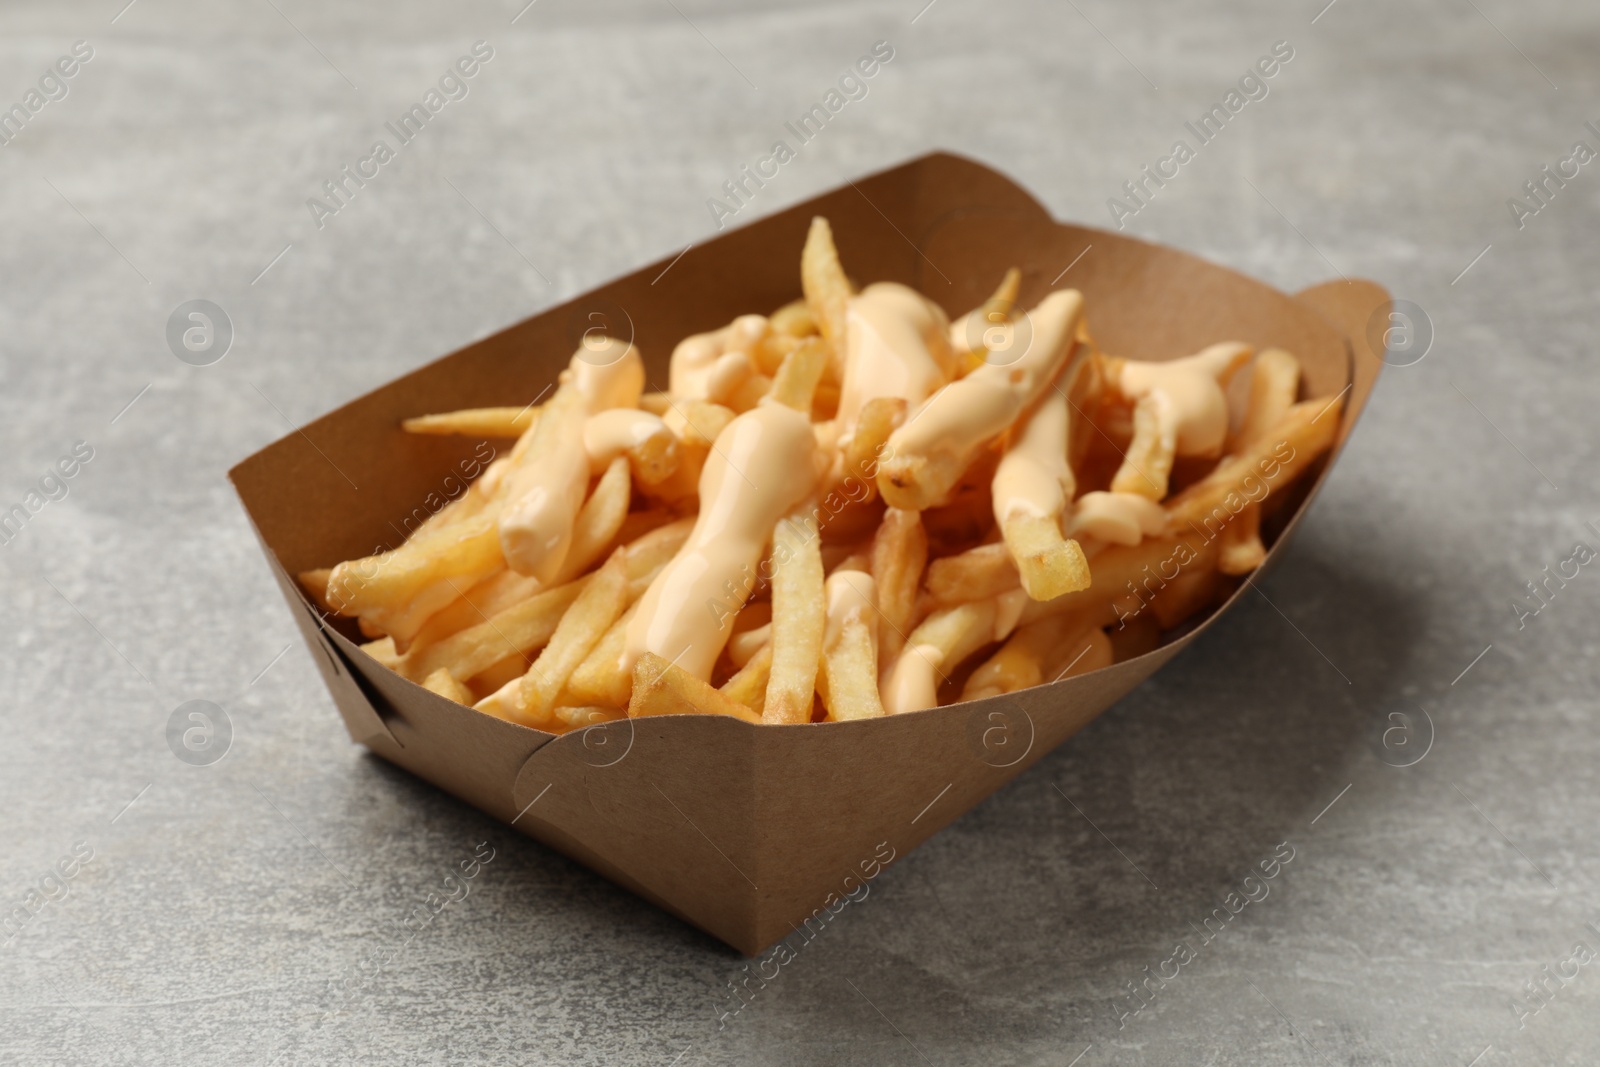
[1,1,1597,1064]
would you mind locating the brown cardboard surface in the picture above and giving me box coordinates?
[229,151,1387,956]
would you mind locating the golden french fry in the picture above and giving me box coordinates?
[870,507,927,670]
[727,624,770,668]
[421,667,473,705]
[840,396,905,502]
[402,406,537,437]
[645,401,737,503]
[768,337,828,413]
[398,578,587,684]
[725,601,772,668]
[880,291,1083,510]
[801,216,852,378]
[1110,391,1178,500]
[664,400,737,449]
[400,567,540,655]
[925,542,1019,604]
[962,613,1096,701]
[721,642,773,713]
[583,410,682,489]
[882,600,1000,715]
[551,705,625,731]
[1149,561,1226,630]
[818,570,884,720]
[1217,515,1267,576]
[297,568,335,612]
[473,674,532,725]
[751,329,801,376]
[1234,348,1302,448]
[1105,343,1252,499]
[769,298,818,338]
[762,509,826,725]
[470,652,534,703]
[609,508,688,551]
[992,385,1090,600]
[641,437,708,504]
[952,267,1022,358]
[627,428,681,488]
[628,652,762,724]
[551,517,695,706]
[1001,513,1092,601]
[1067,345,1106,472]
[724,372,774,414]
[991,267,1021,308]
[328,514,506,643]
[555,456,632,584]
[621,516,696,591]
[564,603,637,709]
[360,636,398,666]
[639,391,672,416]
[1219,348,1301,575]
[326,505,500,616]
[1016,530,1220,634]
[1165,397,1341,534]
[519,549,631,721]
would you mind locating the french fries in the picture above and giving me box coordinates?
[308,216,1344,732]
[769,337,828,412]
[925,542,1019,604]
[801,217,852,378]
[403,406,537,438]
[763,509,826,725]
[882,600,1000,715]
[961,614,1106,701]
[629,652,763,724]
[422,667,474,704]
[879,290,1083,510]
[818,570,885,720]
[993,384,1091,600]
[554,455,632,584]
[563,605,637,709]
[516,548,632,722]
[840,396,904,499]
[870,508,927,670]
[721,642,773,714]
[1104,343,1252,500]
[1218,347,1301,575]
[397,578,587,685]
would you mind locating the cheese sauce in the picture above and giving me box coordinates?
[888,290,1083,479]
[500,338,643,582]
[1067,490,1169,546]
[991,387,1072,523]
[880,588,1028,716]
[1116,342,1250,456]
[622,401,818,681]
[824,569,878,641]
[834,283,956,443]
[582,408,668,473]
[668,314,766,404]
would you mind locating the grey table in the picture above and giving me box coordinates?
[3,1,1596,1064]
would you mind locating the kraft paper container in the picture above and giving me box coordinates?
[229,152,1386,955]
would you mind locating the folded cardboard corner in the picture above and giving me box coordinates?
[229,151,1388,955]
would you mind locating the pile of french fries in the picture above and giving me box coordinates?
[301,218,1341,732]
